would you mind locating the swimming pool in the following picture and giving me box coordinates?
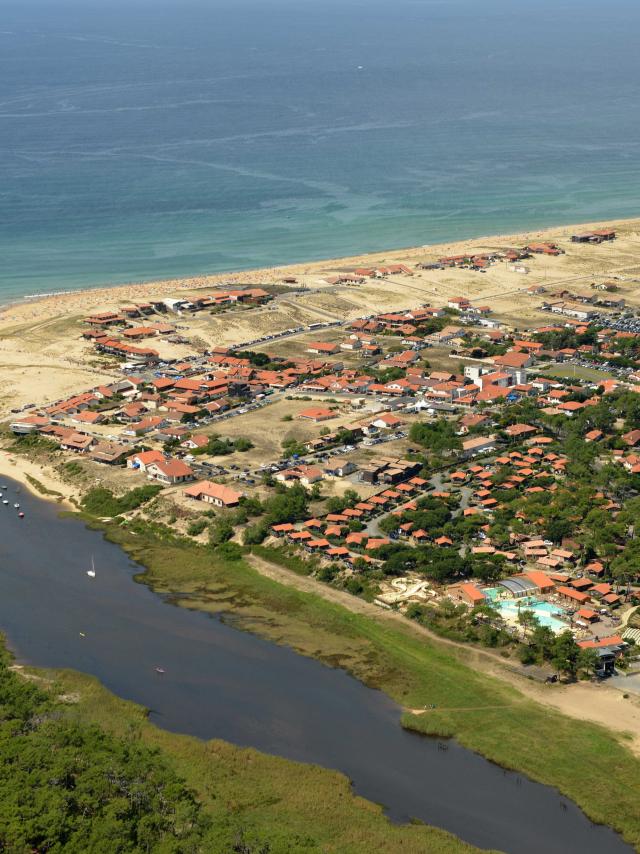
[483,590,568,633]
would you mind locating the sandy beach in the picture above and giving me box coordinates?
[0,451,78,508]
[1,215,639,419]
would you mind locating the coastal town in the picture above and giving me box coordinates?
[5,2,640,850]
[2,219,640,690]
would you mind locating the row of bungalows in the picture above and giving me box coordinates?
[23,423,126,463]
[554,579,623,609]
[120,303,156,319]
[353,264,413,278]
[190,288,272,310]
[84,311,126,327]
[543,302,598,322]
[448,570,555,607]
[368,306,445,334]
[299,371,369,396]
[359,457,422,484]
[444,448,569,518]
[122,323,176,340]
[437,253,498,270]
[269,476,434,564]
[95,338,160,363]
[527,242,564,256]
[10,378,143,434]
[323,274,366,285]
[570,229,616,243]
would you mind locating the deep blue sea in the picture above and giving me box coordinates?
[1,0,639,301]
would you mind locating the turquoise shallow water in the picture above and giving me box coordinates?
[485,589,568,633]
[1,0,640,301]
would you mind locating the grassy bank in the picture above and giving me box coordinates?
[95,521,640,848]
[44,665,477,854]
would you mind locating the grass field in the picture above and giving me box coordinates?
[537,363,618,382]
[96,522,640,849]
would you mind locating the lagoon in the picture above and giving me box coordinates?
[0,477,631,853]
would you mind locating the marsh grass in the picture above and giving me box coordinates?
[88,520,640,848]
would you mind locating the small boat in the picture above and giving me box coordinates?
[79,632,86,638]
[18,512,24,519]
[13,503,19,509]
[2,500,8,506]
[154,667,166,674]
[86,555,96,578]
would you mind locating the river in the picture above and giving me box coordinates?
[0,476,631,854]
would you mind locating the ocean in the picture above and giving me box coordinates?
[1,0,639,302]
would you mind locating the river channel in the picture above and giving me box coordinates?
[0,477,632,854]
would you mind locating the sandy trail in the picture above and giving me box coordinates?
[246,554,640,755]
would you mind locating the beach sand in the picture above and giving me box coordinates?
[1,215,639,417]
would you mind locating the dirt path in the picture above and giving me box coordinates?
[247,554,640,754]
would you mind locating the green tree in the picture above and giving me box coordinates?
[551,631,580,679]
[529,624,555,661]
[516,608,540,640]
[577,647,600,678]
[209,518,234,546]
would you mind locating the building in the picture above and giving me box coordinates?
[307,342,339,355]
[571,230,616,244]
[493,352,533,371]
[449,582,486,606]
[547,302,597,322]
[462,435,496,457]
[274,465,323,487]
[184,480,242,507]
[89,442,130,465]
[10,415,50,434]
[577,635,626,676]
[297,407,337,422]
[146,459,194,485]
[180,434,209,450]
[122,416,168,436]
[369,413,405,431]
[324,458,358,478]
[127,450,166,471]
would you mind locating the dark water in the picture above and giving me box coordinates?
[2,0,640,301]
[0,477,631,854]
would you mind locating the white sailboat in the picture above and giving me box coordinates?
[87,556,96,578]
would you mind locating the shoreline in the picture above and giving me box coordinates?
[3,447,638,754]
[0,451,78,509]
[2,213,638,318]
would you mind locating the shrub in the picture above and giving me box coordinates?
[82,485,162,517]
[187,518,207,537]
[317,565,339,583]
[216,541,243,561]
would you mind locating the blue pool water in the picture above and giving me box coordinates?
[2,0,640,301]
[484,590,569,633]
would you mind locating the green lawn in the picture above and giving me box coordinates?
[537,363,617,382]
[98,522,640,849]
